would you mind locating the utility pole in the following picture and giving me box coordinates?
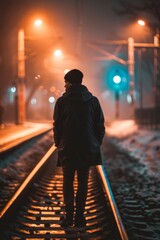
[17,28,25,124]
[128,37,134,106]
[154,34,159,108]
[137,49,143,109]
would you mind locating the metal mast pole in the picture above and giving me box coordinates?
[154,34,159,108]
[17,28,25,124]
[128,37,135,110]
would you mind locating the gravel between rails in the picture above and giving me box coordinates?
[0,131,53,211]
[102,136,160,240]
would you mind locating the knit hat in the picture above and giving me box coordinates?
[64,69,83,84]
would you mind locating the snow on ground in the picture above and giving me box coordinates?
[106,120,160,176]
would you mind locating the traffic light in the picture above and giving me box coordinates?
[113,74,122,84]
[112,72,122,91]
[105,66,129,92]
[112,70,123,91]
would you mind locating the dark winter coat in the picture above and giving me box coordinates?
[53,84,105,167]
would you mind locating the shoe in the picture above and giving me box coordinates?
[60,216,73,227]
[75,215,86,228]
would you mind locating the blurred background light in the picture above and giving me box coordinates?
[127,94,132,104]
[54,49,62,57]
[113,75,122,84]
[48,96,55,103]
[31,98,37,104]
[64,69,70,74]
[11,87,16,93]
[34,19,43,27]
[138,19,145,26]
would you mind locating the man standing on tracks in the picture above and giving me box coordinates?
[53,69,105,228]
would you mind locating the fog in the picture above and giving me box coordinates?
[0,0,156,122]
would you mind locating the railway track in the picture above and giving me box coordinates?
[0,143,128,240]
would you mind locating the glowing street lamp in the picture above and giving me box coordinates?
[34,19,43,27]
[138,19,145,26]
[53,49,62,57]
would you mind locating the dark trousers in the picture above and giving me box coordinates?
[62,165,90,218]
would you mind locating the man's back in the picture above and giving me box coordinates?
[53,84,105,164]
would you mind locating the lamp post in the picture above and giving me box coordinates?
[16,19,43,124]
[153,32,159,108]
[137,48,143,109]
[128,37,135,106]
[17,29,25,124]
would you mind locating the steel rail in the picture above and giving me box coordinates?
[0,145,56,219]
[1,143,128,239]
[97,165,129,240]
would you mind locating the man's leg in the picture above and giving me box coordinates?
[75,167,90,227]
[61,166,75,226]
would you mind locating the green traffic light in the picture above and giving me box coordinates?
[113,75,121,84]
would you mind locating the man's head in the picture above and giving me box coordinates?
[64,69,83,85]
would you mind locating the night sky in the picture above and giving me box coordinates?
[0,0,159,121]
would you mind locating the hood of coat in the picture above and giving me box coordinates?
[63,84,93,102]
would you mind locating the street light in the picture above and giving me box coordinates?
[16,19,43,124]
[138,19,145,26]
[34,19,43,27]
[128,37,134,106]
[53,49,62,57]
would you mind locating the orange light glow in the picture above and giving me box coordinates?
[34,19,43,27]
[50,86,56,92]
[106,120,138,138]
[138,20,145,26]
[54,49,62,57]
[64,69,70,74]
